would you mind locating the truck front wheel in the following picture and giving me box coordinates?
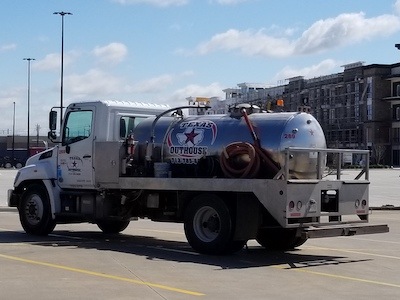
[184,194,244,255]
[96,220,130,234]
[19,184,56,235]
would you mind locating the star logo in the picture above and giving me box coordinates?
[184,128,199,144]
[309,129,314,136]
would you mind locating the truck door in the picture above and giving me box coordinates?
[57,107,95,189]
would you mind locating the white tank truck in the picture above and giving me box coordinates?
[8,100,388,255]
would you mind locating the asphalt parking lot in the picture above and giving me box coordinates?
[0,168,399,299]
[0,209,399,300]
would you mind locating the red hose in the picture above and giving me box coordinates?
[219,108,280,179]
[220,142,260,178]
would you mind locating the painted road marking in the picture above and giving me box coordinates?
[0,253,205,297]
[273,264,400,288]
[274,245,400,289]
[305,245,400,260]
[338,236,400,245]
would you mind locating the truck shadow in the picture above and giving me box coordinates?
[0,229,370,270]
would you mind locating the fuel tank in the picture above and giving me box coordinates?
[132,110,326,179]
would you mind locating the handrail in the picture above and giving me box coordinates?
[283,147,370,180]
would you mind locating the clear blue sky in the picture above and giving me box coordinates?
[1,0,400,135]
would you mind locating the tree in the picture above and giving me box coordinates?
[372,144,387,165]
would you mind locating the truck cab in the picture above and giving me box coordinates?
[9,100,169,234]
[51,101,169,189]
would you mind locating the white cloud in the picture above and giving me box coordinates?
[131,71,194,94]
[0,88,24,108]
[112,0,188,7]
[64,69,125,97]
[273,59,342,81]
[210,0,251,5]
[92,42,128,65]
[0,43,17,52]
[132,74,175,93]
[34,52,76,71]
[195,29,292,57]
[295,13,400,54]
[189,12,400,58]
[170,82,225,104]
[394,0,400,15]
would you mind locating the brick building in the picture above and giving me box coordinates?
[204,61,400,166]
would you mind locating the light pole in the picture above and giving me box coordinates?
[54,11,72,128]
[23,57,35,159]
[12,101,15,162]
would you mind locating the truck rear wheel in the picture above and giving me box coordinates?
[256,228,307,250]
[19,184,56,235]
[184,194,244,255]
[96,220,130,234]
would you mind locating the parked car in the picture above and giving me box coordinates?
[1,156,24,169]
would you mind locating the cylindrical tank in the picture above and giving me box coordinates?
[132,110,326,179]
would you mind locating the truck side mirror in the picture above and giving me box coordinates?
[48,131,57,140]
[49,110,57,131]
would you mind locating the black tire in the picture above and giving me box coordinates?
[184,194,241,255]
[19,184,56,235]
[256,228,307,250]
[96,220,130,234]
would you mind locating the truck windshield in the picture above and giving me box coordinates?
[62,110,93,145]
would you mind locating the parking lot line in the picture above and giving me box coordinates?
[0,253,205,297]
[273,265,400,289]
[305,245,400,260]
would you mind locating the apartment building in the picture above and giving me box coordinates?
[200,62,399,166]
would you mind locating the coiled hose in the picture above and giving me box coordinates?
[220,108,280,179]
[220,142,279,179]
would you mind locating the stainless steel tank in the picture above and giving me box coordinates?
[132,110,326,179]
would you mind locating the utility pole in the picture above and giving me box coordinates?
[12,101,15,162]
[36,124,41,146]
[54,11,72,128]
[23,58,35,159]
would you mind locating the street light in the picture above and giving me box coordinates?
[12,101,15,163]
[54,11,72,128]
[23,57,35,159]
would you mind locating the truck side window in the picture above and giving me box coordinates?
[63,110,93,145]
[119,116,146,139]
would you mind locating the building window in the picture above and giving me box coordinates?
[329,109,335,124]
[393,82,400,97]
[355,83,360,122]
[394,105,400,121]
[366,78,373,121]
[393,127,400,141]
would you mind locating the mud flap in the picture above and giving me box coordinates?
[234,194,261,240]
